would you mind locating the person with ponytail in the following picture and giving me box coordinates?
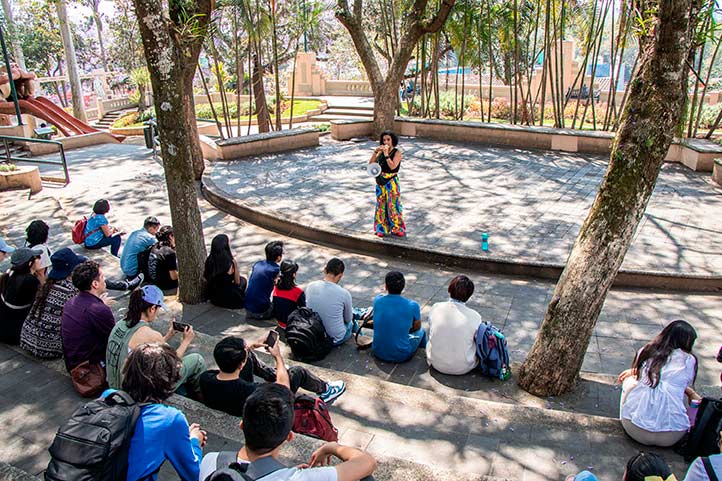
[272,260,305,329]
[618,320,701,446]
[105,285,205,399]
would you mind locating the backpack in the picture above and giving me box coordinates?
[475,321,511,380]
[45,390,144,481]
[72,216,100,245]
[293,394,339,442]
[204,451,287,481]
[674,397,722,461]
[285,307,333,362]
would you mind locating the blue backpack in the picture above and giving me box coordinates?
[475,322,511,380]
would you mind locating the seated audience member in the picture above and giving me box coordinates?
[0,247,43,344]
[372,271,427,363]
[204,234,246,309]
[306,258,355,346]
[117,343,207,481]
[619,320,700,447]
[120,216,160,278]
[245,240,283,319]
[61,260,115,373]
[427,275,481,375]
[200,336,345,417]
[623,452,676,481]
[0,237,14,261]
[84,199,123,257]
[198,384,376,481]
[106,285,204,398]
[147,226,178,290]
[21,248,85,359]
[565,471,599,481]
[272,260,305,329]
[25,219,51,279]
[683,432,722,480]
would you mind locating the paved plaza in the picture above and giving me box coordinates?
[207,136,722,276]
[1,140,721,480]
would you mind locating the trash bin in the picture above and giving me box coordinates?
[143,123,155,149]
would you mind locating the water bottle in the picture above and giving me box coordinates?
[688,398,702,428]
[481,232,489,251]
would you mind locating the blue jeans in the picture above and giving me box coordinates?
[333,320,360,347]
[86,234,122,257]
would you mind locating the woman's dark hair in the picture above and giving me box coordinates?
[92,199,110,215]
[26,220,49,247]
[204,234,233,281]
[0,262,34,294]
[277,260,299,290]
[71,260,101,292]
[213,336,248,373]
[124,288,156,328]
[623,452,672,481]
[448,275,474,302]
[27,278,59,321]
[156,226,174,247]
[385,271,405,295]
[379,130,399,147]
[632,320,698,388]
[121,343,181,403]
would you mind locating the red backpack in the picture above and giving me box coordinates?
[71,216,100,244]
[293,394,338,442]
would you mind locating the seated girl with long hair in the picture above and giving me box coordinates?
[203,234,246,309]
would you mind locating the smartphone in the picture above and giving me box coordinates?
[172,321,190,332]
[265,330,279,348]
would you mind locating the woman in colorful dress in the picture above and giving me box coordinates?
[368,130,406,237]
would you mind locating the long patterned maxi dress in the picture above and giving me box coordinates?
[374,148,406,236]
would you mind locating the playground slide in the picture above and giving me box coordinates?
[31,97,101,135]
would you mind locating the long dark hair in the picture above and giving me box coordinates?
[204,234,233,280]
[27,278,59,320]
[632,320,698,388]
[0,261,34,294]
[124,289,155,328]
[623,452,672,481]
[277,260,298,290]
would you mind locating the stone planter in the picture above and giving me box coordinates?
[713,158,722,186]
[0,165,42,194]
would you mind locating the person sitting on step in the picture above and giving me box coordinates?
[0,247,43,344]
[200,336,345,417]
[146,225,178,291]
[120,215,160,279]
[245,240,283,320]
[306,258,357,346]
[272,260,305,330]
[623,452,676,481]
[83,199,124,257]
[204,234,246,309]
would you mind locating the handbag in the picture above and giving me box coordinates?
[70,361,108,398]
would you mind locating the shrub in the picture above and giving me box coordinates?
[195,101,249,120]
[0,163,17,172]
[138,107,155,122]
[699,103,722,129]
[112,112,141,128]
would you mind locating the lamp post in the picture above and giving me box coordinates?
[0,23,22,126]
[302,0,308,52]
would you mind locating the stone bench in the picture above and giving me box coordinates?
[214,127,320,160]
[714,158,722,186]
[0,165,42,194]
[676,138,722,172]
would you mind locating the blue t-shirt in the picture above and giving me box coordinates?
[120,228,157,276]
[84,214,108,247]
[372,294,421,363]
[244,260,280,313]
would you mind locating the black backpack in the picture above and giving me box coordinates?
[204,451,286,481]
[285,307,333,362]
[675,397,722,461]
[45,390,145,481]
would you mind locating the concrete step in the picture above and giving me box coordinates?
[311,114,374,121]
[323,108,375,117]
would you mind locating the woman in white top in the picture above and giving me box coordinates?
[618,319,700,447]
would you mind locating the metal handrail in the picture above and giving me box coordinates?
[0,135,69,184]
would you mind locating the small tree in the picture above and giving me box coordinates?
[336,0,456,137]
[131,0,212,304]
[517,0,703,396]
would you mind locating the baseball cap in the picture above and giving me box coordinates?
[11,247,42,267]
[48,248,87,280]
[566,471,599,481]
[0,237,14,254]
[141,285,168,311]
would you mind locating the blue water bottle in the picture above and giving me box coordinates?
[481,232,489,251]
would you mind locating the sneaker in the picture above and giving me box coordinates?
[127,273,144,290]
[319,380,346,404]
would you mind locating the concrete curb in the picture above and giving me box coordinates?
[201,172,722,292]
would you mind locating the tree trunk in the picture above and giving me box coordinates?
[92,9,108,72]
[517,0,703,397]
[132,0,211,304]
[56,0,87,122]
[373,83,399,137]
[252,53,272,133]
[1,0,26,70]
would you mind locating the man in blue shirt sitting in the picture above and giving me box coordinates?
[120,216,160,279]
[245,241,283,319]
[372,271,427,363]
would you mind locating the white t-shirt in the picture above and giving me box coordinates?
[305,280,353,343]
[621,348,696,432]
[426,300,482,375]
[27,242,51,270]
[683,453,722,481]
[198,452,338,481]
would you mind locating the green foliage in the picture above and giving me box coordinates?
[699,103,722,129]
[139,107,156,122]
[129,67,151,88]
[0,163,17,172]
[112,112,141,128]
[195,102,245,119]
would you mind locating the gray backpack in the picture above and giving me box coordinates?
[203,451,286,481]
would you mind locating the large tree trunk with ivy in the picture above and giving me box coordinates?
[56,0,87,122]
[336,0,456,138]
[132,0,212,304]
[517,0,703,397]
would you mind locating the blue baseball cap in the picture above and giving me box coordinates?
[567,471,599,481]
[141,285,168,311]
[0,237,15,254]
[48,248,87,280]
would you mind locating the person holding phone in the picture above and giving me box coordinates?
[199,335,346,417]
[105,285,206,399]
